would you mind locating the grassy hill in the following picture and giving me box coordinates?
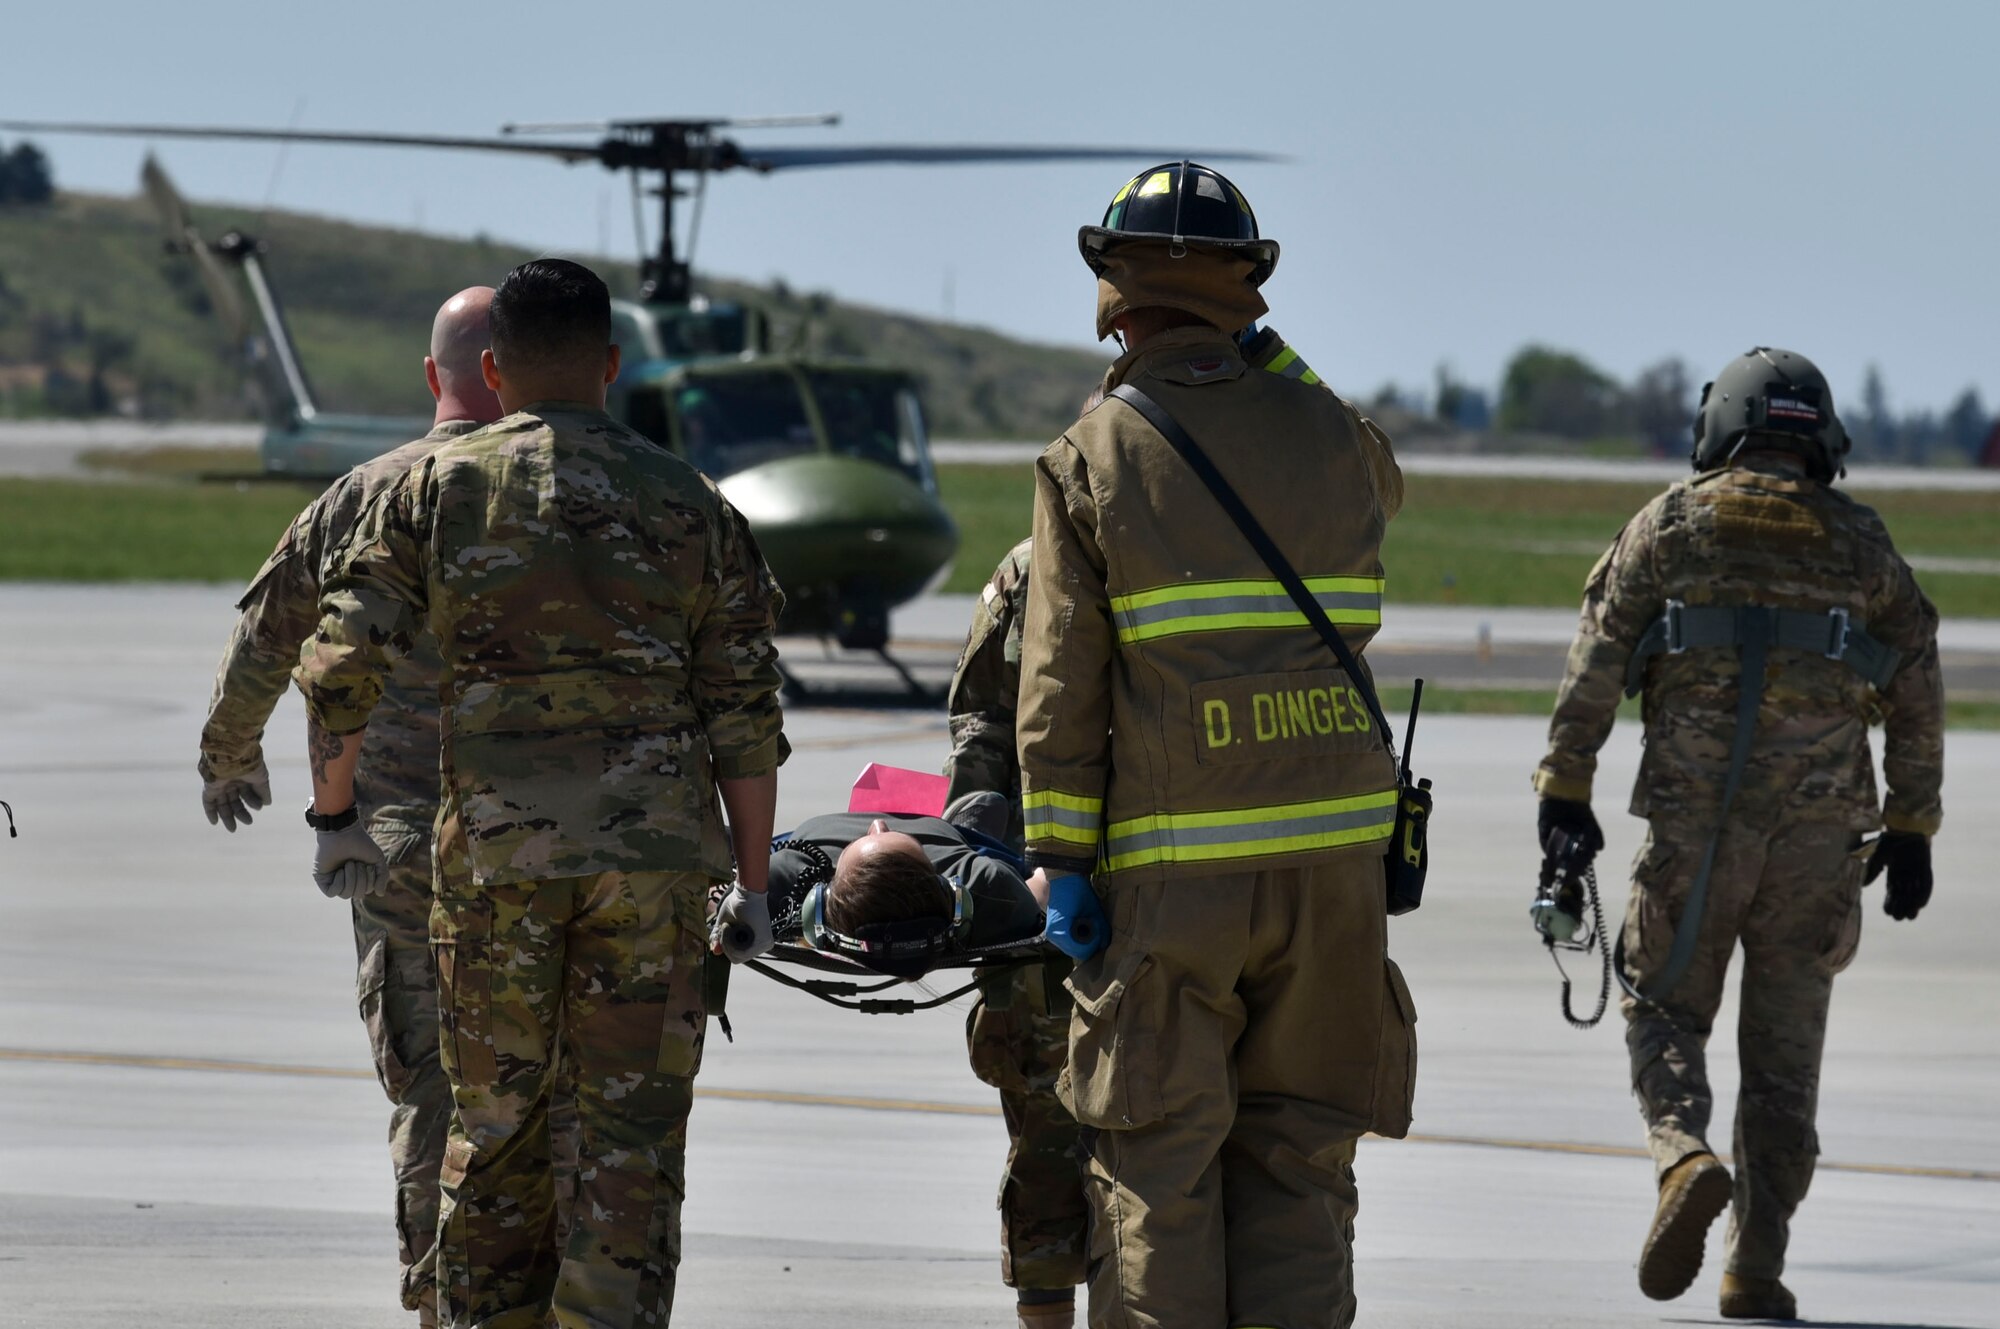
[0,191,1107,438]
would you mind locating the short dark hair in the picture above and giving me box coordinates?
[826,850,950,935]
[489,258,612,377]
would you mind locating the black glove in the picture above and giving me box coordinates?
[1538,797,1603,894]
[1865,831,1932,921]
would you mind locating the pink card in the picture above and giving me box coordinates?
[847,763,949,818]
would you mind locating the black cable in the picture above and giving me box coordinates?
[1546,862,1611,1030]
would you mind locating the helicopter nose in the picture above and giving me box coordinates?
[718,454,959,597]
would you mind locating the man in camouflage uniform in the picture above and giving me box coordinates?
[1535,348,1943,1321]
[945,536,1090,1329]
[296,259,787,1329]
[198,285,502,1325]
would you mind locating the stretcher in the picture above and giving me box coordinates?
[735,764,1056,1015]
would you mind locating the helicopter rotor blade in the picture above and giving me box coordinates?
[139,155,256,348]
[502,113,841,136]
[739,144,1284,171]
[0,120,606,165]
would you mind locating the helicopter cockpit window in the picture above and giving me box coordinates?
[803,372,935,490]
[609,307,662,365]
[673,373,817,478]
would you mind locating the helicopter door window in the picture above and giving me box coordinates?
[802,372,932,487]
[673,373,816,478]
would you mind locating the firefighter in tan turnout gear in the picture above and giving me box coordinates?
[1535,348,1945,1321]
[1016,162,1417,1329]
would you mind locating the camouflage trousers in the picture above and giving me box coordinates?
[353,828,452,1320]
[433,827,711,1329]
[1620,809,1867,1281]
[967,958,1088,1291]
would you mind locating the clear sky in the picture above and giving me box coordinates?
[8,0,1995,413]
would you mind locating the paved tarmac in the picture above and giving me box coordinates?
[1,585,1995,1328]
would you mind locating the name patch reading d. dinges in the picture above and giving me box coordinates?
[1190,669,1381,767]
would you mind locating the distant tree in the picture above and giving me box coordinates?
[1496,344,1625,438]
[1629,357,1694,456]
[0,141,55,206]
[1433,362,1490,430]
[1942,388,1989,461]
[1855,364,1895,459]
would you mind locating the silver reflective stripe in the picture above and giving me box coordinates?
[1023,803,1101,834]
[1101,791,1398,872]
[1114,589,1377,635]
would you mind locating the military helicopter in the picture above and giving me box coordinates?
[9,114,1262,677]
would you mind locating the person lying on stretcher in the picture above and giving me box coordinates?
[767,791,1053,976]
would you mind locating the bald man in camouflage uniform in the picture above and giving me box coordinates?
[1535,348,1944,1321]
[199,286,503,1326]
[946,536,1089,1329]
[298,259,786,1329]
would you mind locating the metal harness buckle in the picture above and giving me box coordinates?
[1664,599,1688,653]
[1824,607,1851,661]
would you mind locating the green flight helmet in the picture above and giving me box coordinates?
[1078,161,1279,286]
[1692,347,1851,481]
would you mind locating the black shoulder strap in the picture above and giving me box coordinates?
[1108,382,1398,762]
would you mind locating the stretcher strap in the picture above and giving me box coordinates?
[744,958,1001,1014]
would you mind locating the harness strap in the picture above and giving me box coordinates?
[743,958,1002,1014]
[1624,602,1900,697]
[1615,609,1772,1004]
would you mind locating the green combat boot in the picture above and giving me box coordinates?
[1720,1272,1798,1320]
[1638,1151,1732,1300]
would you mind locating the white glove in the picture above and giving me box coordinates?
[203,760,271,832]
[313,821,389,899]
[711,884,774,963]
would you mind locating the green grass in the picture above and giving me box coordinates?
[2,462,1993,625]
[0,476,314,580]
[939,467,2000,618]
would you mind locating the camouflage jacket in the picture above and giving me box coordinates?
[200,420,481,846]
[296,402,788,887]
[944,537,1033,847]
[1535,457,1944,835]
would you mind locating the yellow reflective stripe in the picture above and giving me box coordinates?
[1119,607,1380,644]
[1110,575,1383,614]
[1023,788,1103,847]
[1023,789,1102,814]
[1111,176,1137,205]
[1262,344,1323,387]
[1102,790,1398,872]
[1109,575,1384,644]
[1138,171,1174,197]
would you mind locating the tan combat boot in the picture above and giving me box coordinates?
[1638,1151,1732,1300]
[1720,1272,1798,1321]
[1017,1300,1076,1328]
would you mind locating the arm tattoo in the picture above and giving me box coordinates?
[308,718,343,787]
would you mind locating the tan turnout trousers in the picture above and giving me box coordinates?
[1061,856,1416,1329]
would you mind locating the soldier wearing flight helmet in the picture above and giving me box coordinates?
[1534,348,1945,1320]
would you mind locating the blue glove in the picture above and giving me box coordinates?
[1043,872,1109,961]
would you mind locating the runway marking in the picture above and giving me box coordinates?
[5,1047,1994,1184]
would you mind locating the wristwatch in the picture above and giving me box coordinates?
[304,802,359,832]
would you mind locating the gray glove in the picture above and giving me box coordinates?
[313,822,389,900]
[711,884,774,963]
[203,760,271,832]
